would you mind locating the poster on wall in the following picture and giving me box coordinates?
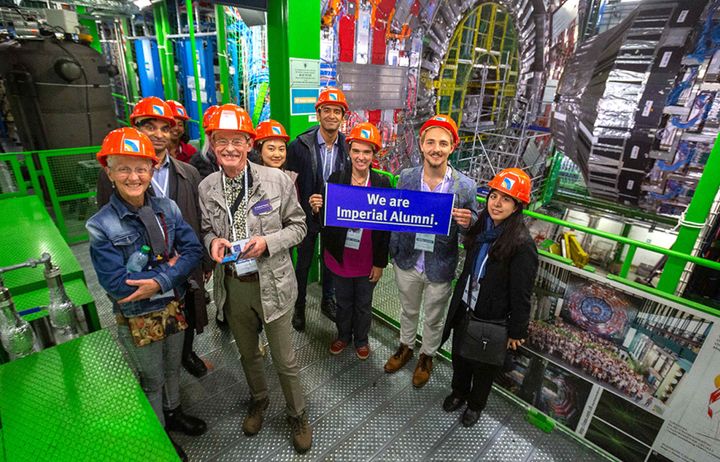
[499,257,719,462]
[651,323,720,462]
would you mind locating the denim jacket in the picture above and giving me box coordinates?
[389,166,479,283]
[86,193,203,317]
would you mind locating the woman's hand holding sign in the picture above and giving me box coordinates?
[310,194,324,214]
[451,208,473,228]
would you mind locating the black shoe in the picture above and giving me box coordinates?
[442,394,466,412]
[321,298,337,322]
[165,407,208,436]
[167,433,188,461]
[182,351,208,378]
[461,407,481,427]
[292,304,306,332]
[215,315,228,328]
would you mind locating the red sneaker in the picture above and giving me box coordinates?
[356,344,371,360]
[329,339,348,355]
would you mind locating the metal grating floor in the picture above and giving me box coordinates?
[71,242,610,462]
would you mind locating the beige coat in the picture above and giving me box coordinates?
[199,162,307,323]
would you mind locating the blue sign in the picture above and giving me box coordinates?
[324,183,455,235]
[290,88,320,116]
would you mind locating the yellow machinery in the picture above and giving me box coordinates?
[562,231,590,268]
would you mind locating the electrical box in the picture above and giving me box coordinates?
[43,10,80,34]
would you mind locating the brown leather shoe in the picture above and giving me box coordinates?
[242,397,269,436]
[288,411,313,454]
[412,354,433,388]
[384,343,413,373]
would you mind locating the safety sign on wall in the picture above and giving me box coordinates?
[289,58,320,87]
[290,88,320,116]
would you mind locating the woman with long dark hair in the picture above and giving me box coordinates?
[440,168,539,427]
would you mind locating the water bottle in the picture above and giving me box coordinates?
[45,264,80,344]
[0,286,39,360]
[127,245,151,273]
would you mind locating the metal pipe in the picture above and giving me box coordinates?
[215,4,231,104]
[186,0,205,144]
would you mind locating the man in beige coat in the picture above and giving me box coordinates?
[198,104,311,453]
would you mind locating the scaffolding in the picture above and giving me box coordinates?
[453,66,552,202]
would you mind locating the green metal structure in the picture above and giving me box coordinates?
[153,1,178,101]
[657,132,720,294]
[0,330,178,461]
[267,0,321,139]
[186,0,206,145]
[215,5,232,105]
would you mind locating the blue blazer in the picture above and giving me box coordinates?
[389,166,479,282]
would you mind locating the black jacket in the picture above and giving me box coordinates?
[96,155,210,332]
[320,168,391,270]
[189,149,219,179]
[286,125,348,232]
[442,217,538,344]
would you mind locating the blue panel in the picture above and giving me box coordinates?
[176,38,218,140]
[134,39,164,98]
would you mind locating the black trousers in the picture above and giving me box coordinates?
[332,273,375,347]
[451,335,501,411]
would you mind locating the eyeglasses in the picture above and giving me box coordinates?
[113,166,151,177]
[214,137,250,147]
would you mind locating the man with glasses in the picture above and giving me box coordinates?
[286,87,351,331]
[97,97,212,383]
[198,104,312,453]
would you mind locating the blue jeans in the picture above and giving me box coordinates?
[333,273,375,347]
[117,325,184,426]
[295,227,334,306]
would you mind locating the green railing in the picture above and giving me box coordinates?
[0,146,100,244]
[1,147,719,298]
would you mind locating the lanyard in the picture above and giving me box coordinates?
[222,168,249,242]
[151,162,169,198]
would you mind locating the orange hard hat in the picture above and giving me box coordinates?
[202,105,219,130]
[96,127,158,167]
[419,114,459,147]
[315,87,349,112]
[346,122,382,152]
[205,104,256,138]
[165,100,190,121]
[130,96,176,127]
[255,119,290,143]
[487,168,532,204]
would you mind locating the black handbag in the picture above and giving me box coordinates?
[458,315,508,365]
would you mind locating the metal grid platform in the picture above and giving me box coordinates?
[71,242,612,462]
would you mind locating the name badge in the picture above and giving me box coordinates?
[252,199,272,215]
[414,233,435,252]
[231,238,259,276]
[345,228,363,250]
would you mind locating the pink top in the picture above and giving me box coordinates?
[324,175,373,278]
[324,228,373,278]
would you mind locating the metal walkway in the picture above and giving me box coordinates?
[72,242,609,462]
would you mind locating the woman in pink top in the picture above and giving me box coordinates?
[309,123,390,360]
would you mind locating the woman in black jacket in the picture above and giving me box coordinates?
[309,123,390,360]
[440,168,539,427]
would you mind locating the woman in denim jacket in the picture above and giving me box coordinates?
[85,128,205,461]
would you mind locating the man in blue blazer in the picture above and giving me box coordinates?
[384,115,479,388]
